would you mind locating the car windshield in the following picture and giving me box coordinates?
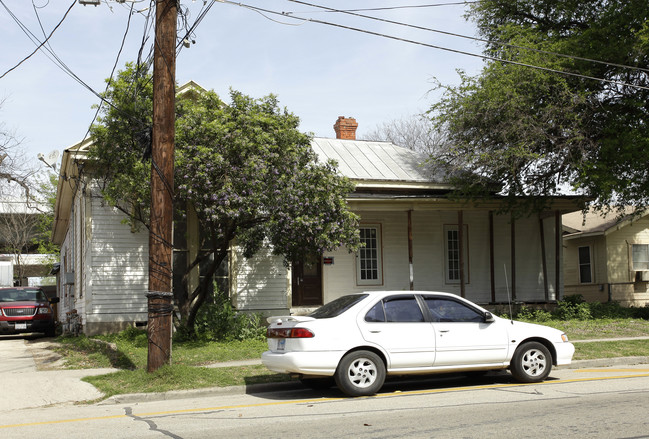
[0,288,48,303]
[309,294,368,319]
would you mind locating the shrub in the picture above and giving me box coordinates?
[179,289,266,342]
[515,306,552,322]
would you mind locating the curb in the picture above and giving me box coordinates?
[100,355,649,405]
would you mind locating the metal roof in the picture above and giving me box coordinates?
[310,137,443,184]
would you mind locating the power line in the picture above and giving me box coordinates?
[288,0,649,75]
[293,2,478,13]
[0,0,76,79]
[219,1,649,91]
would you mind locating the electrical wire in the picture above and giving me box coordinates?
[218,1,649,91]
[293,2,478,13]
[288,0,649,75]
[0,0,76,79]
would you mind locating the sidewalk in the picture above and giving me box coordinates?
[2,336,648,410]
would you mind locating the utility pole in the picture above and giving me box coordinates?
[147,0,177,372]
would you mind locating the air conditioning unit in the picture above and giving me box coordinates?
[63,272,75,285]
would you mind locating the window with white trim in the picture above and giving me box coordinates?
[632,244,649,270]
[444,225,469,284]
[578,246,593,284]
[357,225,382,285]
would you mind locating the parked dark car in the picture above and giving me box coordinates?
[0,287,59,337]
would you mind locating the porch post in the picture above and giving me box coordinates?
[555,210,561,301]
[489,211,495,302]
[458,210,465,298]
[408,210,414,290]
[510,214,516,300]
[539,214,549,301]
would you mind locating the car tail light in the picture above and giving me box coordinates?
[267,327,314,338]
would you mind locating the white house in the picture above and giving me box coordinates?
[52,116,582,335]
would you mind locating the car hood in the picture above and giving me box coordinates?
[0,301,47,307]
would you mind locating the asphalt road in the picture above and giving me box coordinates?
[2,364,649,438]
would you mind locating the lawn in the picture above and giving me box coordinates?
[50,318,649,399]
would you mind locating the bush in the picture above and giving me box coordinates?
[515,306,552,322]
[178,290,266,342]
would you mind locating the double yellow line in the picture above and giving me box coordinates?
[3,369,649,431]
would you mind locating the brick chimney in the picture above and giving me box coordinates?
[333,116,358,140]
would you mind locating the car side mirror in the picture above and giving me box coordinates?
[49,297,60,304]
[484,312,495,323]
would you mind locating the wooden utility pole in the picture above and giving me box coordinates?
[147,0,177,372]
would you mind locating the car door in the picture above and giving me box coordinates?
[423,296,509,367]
[358,294,436,369]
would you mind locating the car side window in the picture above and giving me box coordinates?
[425,298,484,323]
[384,297,424,322]
[365,302,386,322]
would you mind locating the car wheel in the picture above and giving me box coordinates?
[334,350,385,397]
[510,341,552,383]
[300,377,335,390]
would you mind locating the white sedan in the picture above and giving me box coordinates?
[262,291,574,396]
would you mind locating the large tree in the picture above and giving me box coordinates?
[364,114,449,156]
[89,64,361,333]
[429,0,649,212]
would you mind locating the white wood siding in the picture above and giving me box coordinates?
[86,191,149,323]
[231,244,289,311]
[234,209,561,312]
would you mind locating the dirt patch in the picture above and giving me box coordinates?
[24,338,67,370]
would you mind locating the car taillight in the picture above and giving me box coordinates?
[267,327,314,338]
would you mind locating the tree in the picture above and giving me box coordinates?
[89,64,361,334]
[364,114,449,156]
[429,0,649,212]
[1,98,36,200]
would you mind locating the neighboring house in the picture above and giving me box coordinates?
[52,112,582,335]
[0,197,56,293]
[563,208,649,307]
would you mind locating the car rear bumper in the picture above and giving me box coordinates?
[261,350,344,376]
[554,342,575,366]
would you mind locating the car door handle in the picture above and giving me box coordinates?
[369,330,381,333]
[439,329,450,333]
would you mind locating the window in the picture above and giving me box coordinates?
[365,296,424,323]
[578,246,593,284]
[357,225,382,285]
[444,225,469,284]
[632,244,649,271]
[424,297,484,323]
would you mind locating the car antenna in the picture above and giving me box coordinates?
[504,264,513,324]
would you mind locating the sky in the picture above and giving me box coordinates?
[0,0,485,170]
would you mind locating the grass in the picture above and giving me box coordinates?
[48,318,649,400]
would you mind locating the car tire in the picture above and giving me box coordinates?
[334,350,385,397]
[300,377,336,390]
[510,341,552,383]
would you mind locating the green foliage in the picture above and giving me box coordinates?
[515,306,552,322]
[509,295,649,322]
[431,0,649,212]
[176,291,266,342]
[87,64,361,333]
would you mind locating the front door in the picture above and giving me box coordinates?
[292,255,323,307]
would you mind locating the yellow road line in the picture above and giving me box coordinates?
[575,369,649,373]
[3,372,649,430]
